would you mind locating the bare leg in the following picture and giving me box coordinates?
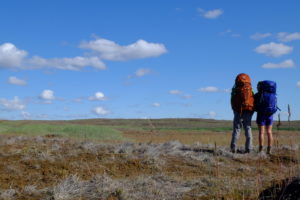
[266,125,273,146]
[266,125,273,154]
[258,125,265,147]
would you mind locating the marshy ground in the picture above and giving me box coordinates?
[0,119,299,199]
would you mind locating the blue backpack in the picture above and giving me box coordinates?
[256,80,278,114]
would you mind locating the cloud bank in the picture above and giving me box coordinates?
[152,103,161,107]
[277,32,300,42]
[0,96,26,111]
[40,90,55,104]
[169,90,182,95]
[255,42,293,57]
[0,43,27,68]
[80,38,167,61]
[93,106,111,115]
[89,92,106,101]
[28,56,106,71]
[135,68,152,77]
[198,86,219,92]
[250,33,272,40]
[261,59,295,69]
[8,76,27,86]
[208,111,217,118]
[197,8,224,19]
[0,37,167,71]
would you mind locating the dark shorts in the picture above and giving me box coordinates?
[256,113,273,126]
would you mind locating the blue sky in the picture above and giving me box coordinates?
[0,0,299,120]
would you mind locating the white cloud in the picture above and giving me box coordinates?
[29,56,106,71]
[250,33,272,40]
[197,8,223,19]
[73,98,84,103]
[224,88,231,93]
[40,90,55,103]
[277,32,300,42]
[182,94,192,99]
[255,42,293,57]
[127,68,153,80]
[21,111,31,120]
[0,96,26,111]
[93,106,111,115]
[297,82,300,88]
[152,103,160,107]
[198,86,219,92]
[1,39,165,71]
[8,76,27,86]
[169,90,182,95]
[220,29,241,38]
[261,59,295,69]
[79,38,167,61]
[36,114,48,119]
[0,43,27,68]
[0,42,106,71]
[208,111,217,118]
[135,68,151,77]
[89,92,106,101]
[169,90,192,99]
[220,29,232,35]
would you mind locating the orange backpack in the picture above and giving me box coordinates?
[231,73,254,113]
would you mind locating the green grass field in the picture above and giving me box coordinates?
[0,118,299,145]
[0,121,124,141]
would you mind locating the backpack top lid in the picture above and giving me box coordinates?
[257,80,276,93]
[235,73,251,86]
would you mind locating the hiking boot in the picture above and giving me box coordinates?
[231,148,236,153]
[267,146,272,155]
[259,146,263,153]
[245,149,251,154]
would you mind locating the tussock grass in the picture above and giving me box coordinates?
[0,119,300,199]
[0,135,299,199]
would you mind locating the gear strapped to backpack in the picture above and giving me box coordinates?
[231,73,254,113]
[255,80,279,114]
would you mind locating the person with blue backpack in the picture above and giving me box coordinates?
[254,80,279,154]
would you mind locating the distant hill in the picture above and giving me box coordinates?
[2,118,300,130]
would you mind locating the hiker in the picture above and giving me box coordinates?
[254,80,278,154]
[230,73,255,153]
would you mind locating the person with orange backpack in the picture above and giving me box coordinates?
[230,73,255,153]
[254,80,279,154]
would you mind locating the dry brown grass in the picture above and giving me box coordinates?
[0,119,299,199]
[0,133,299,200]
[123,129,300,148]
